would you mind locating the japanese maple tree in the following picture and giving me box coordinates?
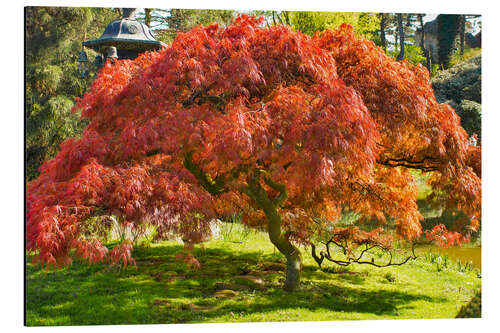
[26,16,481,291]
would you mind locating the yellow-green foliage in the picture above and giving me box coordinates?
[388,44,427,66]
[291,11,380,39]
[449,48,481,68]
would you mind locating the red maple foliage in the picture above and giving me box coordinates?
[26,16,481,290]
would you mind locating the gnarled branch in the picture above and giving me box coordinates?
[311,238,417,269]
[263,176,288,206]
[378,156,441,172]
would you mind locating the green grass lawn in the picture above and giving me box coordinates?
[26,225,481,326]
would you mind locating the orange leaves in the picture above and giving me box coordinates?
[27,15,481,268]
[425,224,469,248]
[108,241,136,268]
[173,241,201,269]
[314,24,480,239]
[73,238,109,265]
[467,145,481,178]
[329,226,394,251]
[315,25,458,161]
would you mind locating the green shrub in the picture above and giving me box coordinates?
[432,55,481,104]
[458,100,481,141]
[388,44,426,66]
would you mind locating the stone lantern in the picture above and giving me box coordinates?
[81,8,166,62]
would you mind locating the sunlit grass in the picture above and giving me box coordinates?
[26,224,481,326]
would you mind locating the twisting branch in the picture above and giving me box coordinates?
[196,95,227,111]
[181,83,227,111]
[184,152,249,195]
[310,243,324,267]
[349,181,385,202]
[263,176,288,206]
[378,156,441,172]
[311,238,418,269]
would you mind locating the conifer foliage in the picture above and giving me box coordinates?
[27,16,481,291]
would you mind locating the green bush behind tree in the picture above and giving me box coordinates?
[290,11,380,39]
[25,7,117,180]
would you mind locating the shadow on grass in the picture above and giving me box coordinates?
[26,242,447,325]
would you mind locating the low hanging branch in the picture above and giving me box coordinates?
[378,156,441,172]
[310,227,418,269]
[311,240,417,269]
[310,223,469,270]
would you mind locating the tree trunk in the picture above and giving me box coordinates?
[264,205,301,291]
[274,11,284,25]
[397,14,405,61]
[145,8,152,27]
[437,14,461,69]
[245,170,301,292]
[379,13,386,51]
[459,15,466,55]
[418,14,432,74]
[283,11,291,26]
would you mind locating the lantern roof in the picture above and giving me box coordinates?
[82,8,166,56]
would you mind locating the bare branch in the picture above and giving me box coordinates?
[311,239,418,270]
[378,156,441,172]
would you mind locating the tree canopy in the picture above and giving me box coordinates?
[26,15,481,291]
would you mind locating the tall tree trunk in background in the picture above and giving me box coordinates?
[379,13,387,51]
[283,11,291,26]
[274,11,284,25]
[394,24,398,51]
[437,14,461,69]
[459,15,466,55]
[418,14,432,74]
[397,14,405,61]
[144,8,152,27]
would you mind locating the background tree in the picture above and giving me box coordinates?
[136,8,236,44]
[396,14,405,60]
[290,11,380,39]
[27,16,481,292]
[432,56,482,142]
[459,15,466,55]
[437,14,462,69]
[417,13,432,73]
[379,13,387,51]
[25,7,117,181]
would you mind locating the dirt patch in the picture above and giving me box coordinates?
[153,298,171,307]
[233,275,263,285]
[213,289,239,298]
[214,281,249,291]
[150,273,162,282]
[188,303,214,312]
[260,261,286,271]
